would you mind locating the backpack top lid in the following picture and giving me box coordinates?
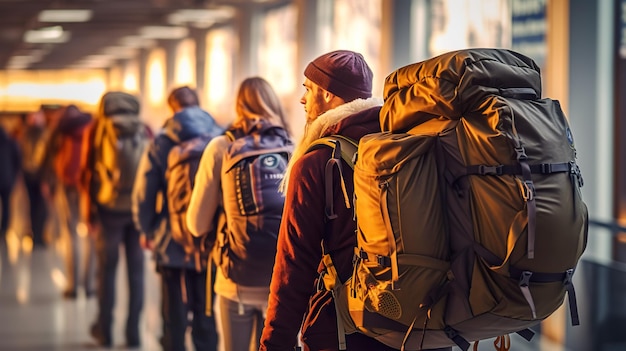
[381,48,542,133]
[99,91,140,118]
[223,120,293,172]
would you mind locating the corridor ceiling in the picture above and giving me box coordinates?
[0,0,285,71]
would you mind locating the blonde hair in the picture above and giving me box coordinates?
[232,77,290,134]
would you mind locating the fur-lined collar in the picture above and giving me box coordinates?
[280,97,382,193]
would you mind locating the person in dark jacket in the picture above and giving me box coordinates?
[0,125,21,239]
[17,110,48,247]
[133,86,221,351]
[85,92,149,348]
[259,51,452,351]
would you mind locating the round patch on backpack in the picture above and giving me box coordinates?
[260,154,279,168]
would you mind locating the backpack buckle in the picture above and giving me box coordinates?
[519,271,533,287]
[359,249,391,267]
[514,146,528,161]
[563,269,574,286]
[478,165,503,175]
[443,326,459,339]
[376,255,391,267]
[569,161,584,187]
[539,163,553,174]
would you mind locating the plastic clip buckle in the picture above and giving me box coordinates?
[478,165,503,175]
[444,326,458,339]
[540,163,553,174]
[515,146,528,161]
[519,271,533,287]
[563,269,574,286]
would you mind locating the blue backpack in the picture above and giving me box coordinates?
[214,122,293,286]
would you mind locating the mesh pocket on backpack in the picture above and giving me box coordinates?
[353,256,449,329]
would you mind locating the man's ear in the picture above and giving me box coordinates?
[322,90,335,103]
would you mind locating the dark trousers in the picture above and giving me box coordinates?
[94,209,144,344]
[159,267,217,351]
[23,174,47,246]
[0,187,10,236]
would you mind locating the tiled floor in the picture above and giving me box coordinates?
[0,178,164,351]
[0,179,574,351]
[0,234,163,350]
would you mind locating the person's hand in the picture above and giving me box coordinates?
[139,234,154,251]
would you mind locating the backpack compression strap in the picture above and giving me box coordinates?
[318,250,348,350]
[306,135,358,220]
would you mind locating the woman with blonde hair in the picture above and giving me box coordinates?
[186,77,293,351]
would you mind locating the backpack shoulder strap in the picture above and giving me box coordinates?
[224,130,236,142]
[306,134,358,220]
[307,135,358,170]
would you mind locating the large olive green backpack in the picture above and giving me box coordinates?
[318,49,588,350]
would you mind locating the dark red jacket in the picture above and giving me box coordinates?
[260,102,398,351]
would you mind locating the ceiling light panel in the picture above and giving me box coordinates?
[119,36,157,49]
[24,26,71,43]
[139,26,189,39]
[38,9,93,22]
[167,7,235,28]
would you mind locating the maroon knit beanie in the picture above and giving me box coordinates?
[304,50,373,102]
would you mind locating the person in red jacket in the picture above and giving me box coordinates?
[260,50,452,351]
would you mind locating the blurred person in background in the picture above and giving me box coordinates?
[17,110,48,247]
[0,124,21,243]
[83,92,151,348]
[50,105,96,299]
[39,105,66,247]
[18,108,54,247]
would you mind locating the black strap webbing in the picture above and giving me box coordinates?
[444,326,471,351]
[464,162,571,177]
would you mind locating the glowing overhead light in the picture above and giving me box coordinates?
[101,46,138,59]
[119,35,157,48]
[139,26,189,39]
[8,56,38,64]
[38,9,93,22]
[24,26,70,43]
[167,8,235,28]
[75,54,116,68]
[7,56,34,70]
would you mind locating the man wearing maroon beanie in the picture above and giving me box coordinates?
[259,49,453,351]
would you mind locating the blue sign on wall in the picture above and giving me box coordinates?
[511,0,547,66]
